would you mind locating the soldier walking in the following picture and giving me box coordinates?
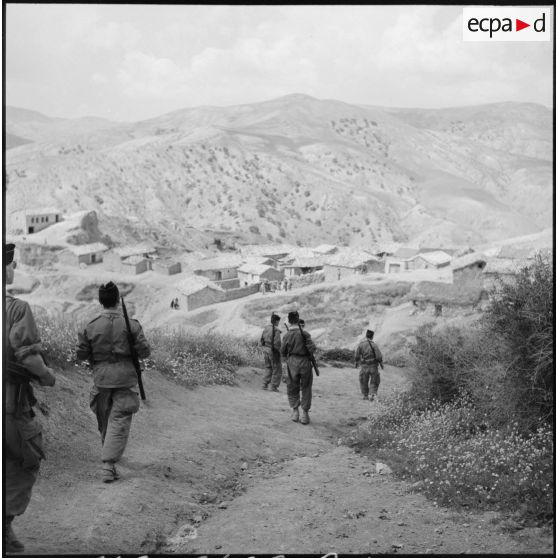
[354,329,384,401]
[76,282,151,483]
[4,243,56,553]
[260,313,282,392]
[281,311,316,425]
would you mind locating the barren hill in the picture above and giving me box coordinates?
[5,95,552,249]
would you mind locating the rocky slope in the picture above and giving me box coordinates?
[5,95,552,249]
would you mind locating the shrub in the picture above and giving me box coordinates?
[319,347,354,363]
[351,254,554,525]
[34,311,81,370]
[484,252,554,424]
[354,394,554,524]
[409,323,477,406]
[145,328,261,388]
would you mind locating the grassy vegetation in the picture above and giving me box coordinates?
[241,281,412,347]
[352,253,554,526]
[34,311,81,370]
[34,312,262,387]
[145,328,261,387]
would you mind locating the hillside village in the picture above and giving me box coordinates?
[6,206,549,322]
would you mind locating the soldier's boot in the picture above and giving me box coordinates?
[262,384,268,390]
[300,410,310,425]
[102,461,120,483]
[270,386,279,392]
[290,408,300,422]
[362,394,369,400]
[369,393,376,402]
[4,516,24,553]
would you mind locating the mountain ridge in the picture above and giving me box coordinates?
[5,95,552,250]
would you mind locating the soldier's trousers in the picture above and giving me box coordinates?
[5,412,43,517]
[359,365,380,397]
[262,350,282,389]
[286,357,313,412]
[90,387,140,463]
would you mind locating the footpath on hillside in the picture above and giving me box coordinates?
[17,362,552,555]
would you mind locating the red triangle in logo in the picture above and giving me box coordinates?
[516,18,530,31]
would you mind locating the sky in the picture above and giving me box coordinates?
[5,4,554,122]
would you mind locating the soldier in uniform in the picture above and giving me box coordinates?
[76,282,150,483]
[260,313,282,392]
[281,311,316,425]
[354,329,384,401]
[4,243,56,553]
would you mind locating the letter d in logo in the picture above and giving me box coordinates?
[534,13,546,32]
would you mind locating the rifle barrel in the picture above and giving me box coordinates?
[121,297,146,401]
[297,322,319,377]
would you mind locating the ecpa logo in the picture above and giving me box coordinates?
[463,7,551,41]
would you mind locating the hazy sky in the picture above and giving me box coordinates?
[5,4,554,122]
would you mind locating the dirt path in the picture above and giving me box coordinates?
[16,362,551,555]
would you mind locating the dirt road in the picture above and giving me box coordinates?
[16,361,551,555]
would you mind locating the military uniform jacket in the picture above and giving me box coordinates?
[5,295,55,414]
[260,324,281,353]
[76,309,151,389]
[354,338,383,367]
[281,327,316,374]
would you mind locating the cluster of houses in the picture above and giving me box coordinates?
[13,207,541,314]
[409,249,538,316]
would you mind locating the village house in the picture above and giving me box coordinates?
[13,208,63,234]
[175,276,225,312]
[120,255,150,275]
[311,244,338,256]
[152,258,182,276]
[282,257,325,278]
[323,250,383,281]
[496,244,537,260]
[384,247,419,273]
[104,244,157,272]
[238,244,293,262]
[237,263,284,286]
[452,253,487,286]
[419,247,459,257]
[482,258,524,292]
[371,242,401,259]
[409,280,483,316]
[408,250,453,270]
[58,242,109,267]
[243,255,279,268]
[193,255,244,282]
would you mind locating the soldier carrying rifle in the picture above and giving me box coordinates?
[260,313,282,392]
[76,282,150,483]
[4,243,56,553]
[281,311,317,425]
[354,329,384,401]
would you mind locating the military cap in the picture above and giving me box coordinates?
[299,319,305,326]
[5,243,15,265]
[287,310,299,324]
[271,313,281,323]
[366,329,374,338]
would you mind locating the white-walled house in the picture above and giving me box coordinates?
[104,244,157,272]
[193,255,244,281]
[323,250,383,281]
[237,263,284,286]
[12,208,63,234]
[408,250,452,270]
[58,242,108,267]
